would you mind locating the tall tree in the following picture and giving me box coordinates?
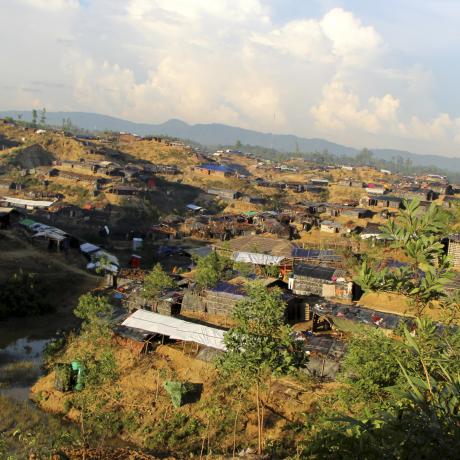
[39,107,46,126]
[217,282,307,453]
[31,109,38,127]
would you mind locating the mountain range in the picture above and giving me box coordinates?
[2,110,460,172]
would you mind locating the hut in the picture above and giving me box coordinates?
[320,220,341,233]
[109,185,140,196]
[181,279,303,323]
[207,189,241,200]
[367,195,402,209]
[288,264,353,300]
[341,207,373,219]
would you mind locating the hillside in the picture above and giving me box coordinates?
[2,111,460,172]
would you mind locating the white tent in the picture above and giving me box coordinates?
[122,309,227,351]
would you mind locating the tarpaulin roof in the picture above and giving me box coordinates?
[197,163,233,173]
[186,204,203,211]
[19,218,37,228]
[80,242,100,254]
[122,309,227,350]
[1,196,55,208]
[232,251,285,266]
[32,230,66,241]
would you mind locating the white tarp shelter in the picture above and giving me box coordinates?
[186,204,204,212]
[1,196,55,209]
[80,242,100,254]
[122,309,227,351]
[32,230,66,241]
[232,251,285,266]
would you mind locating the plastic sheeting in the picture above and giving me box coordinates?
[232,251,285,266]
[32,230,66,241]
[80,243,100,254]
[1,196,55,208]
[122,309,227,351]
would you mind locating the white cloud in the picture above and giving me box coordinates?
[19,0,79,10]
[311,79,460,149]
[1,1,460,155]
[252,7,383,66]
[311,80,397,134]
[321,8,383,64]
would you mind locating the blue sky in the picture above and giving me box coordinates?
[1,0,460,157]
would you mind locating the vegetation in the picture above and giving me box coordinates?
[217,282,308,453]
[73,293,112,338]
[142,263,176,300]
[303,318,460,459]
[0,270,52,319]
[356,199,454,316]
[194,251,232,289]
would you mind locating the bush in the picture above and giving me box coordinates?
[0,271,52,319]
[338,329,411,401]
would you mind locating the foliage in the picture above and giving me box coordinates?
[31,109,38,127]
[194,251,232,289]
[219,282,307,380]
[0,270,52,319]
[261,264,280,278]
[73,293,112,338]
[233,261,256,277]
[338,329,413,402]
[355,199,454,316]
[39,107,46,126]
[142,263,176,300]
[217,282,308,453]
[301,318,460,459]
[144,412,203,453]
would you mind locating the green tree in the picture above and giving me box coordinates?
[142,263,176,300]
[356,148,374,166]
[356,199,454,317]
[31,109,38,127]
[74,293,112,338]
[195,251,231,289]
[217,282,307,453]
[39,107,46,126]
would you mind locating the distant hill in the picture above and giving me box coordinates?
[2,110,459,172]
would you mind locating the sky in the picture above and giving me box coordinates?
[1,0,460,156]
